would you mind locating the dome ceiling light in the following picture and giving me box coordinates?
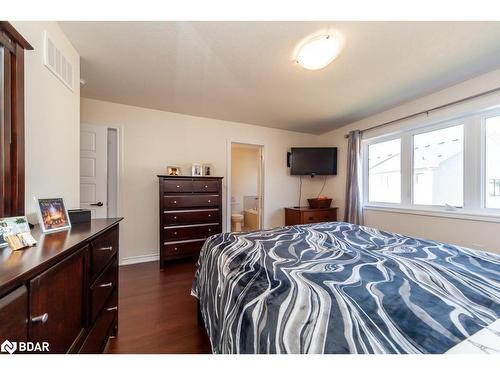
[295,32,344,70]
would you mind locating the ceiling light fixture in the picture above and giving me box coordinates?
[295,32,344,71]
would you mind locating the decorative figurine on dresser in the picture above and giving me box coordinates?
[158,175,223,269]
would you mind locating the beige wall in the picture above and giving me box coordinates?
[322,67,500,254]
[231,145,260,215]
[81,98,326,263]
[12,22,80,218]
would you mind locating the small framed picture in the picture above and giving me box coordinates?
[167,166,181,176]
[0,216,31,248]
[35,198,71,233]
[191,163,202,177]
[202,163,213,176]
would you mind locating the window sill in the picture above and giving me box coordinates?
[363,205,500,224]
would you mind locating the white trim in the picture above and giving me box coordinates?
[226,139,266,232]
[364,205,500,224]
[120,253,159,266]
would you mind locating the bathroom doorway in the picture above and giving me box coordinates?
[228,142,264,233]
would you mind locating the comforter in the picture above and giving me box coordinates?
[191,222,500,353]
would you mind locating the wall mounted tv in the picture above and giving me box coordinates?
[289,147,337,176]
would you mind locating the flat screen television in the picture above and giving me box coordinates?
[289,147,337,176]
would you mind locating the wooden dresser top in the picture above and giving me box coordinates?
[285,207,338,212]
[0,218,123,296]
[157,175,223,179]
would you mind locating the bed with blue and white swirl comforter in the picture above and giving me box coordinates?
[191,222,500,354]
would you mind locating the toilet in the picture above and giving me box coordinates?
[231,213,244,232]
[231,200,244,232]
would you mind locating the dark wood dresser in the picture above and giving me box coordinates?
[285,207,338,226]
[158,175,223,269]
[0,218,122,354]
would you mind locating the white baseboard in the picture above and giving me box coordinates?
[120,253,159,266]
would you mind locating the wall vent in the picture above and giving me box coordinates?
[43,31,74,91]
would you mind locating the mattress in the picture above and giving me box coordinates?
[191,222,500,354]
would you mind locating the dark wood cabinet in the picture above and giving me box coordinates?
[0,218,122,354]
[285,207,338,226]
[29,248,86,353]
[0,285,28,345]
[159,175,223,268]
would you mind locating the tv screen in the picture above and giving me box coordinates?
[290,147,337,176]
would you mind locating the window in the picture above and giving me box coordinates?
[413,124,464,207]
[362,105,500,218]
[368,138,401,203]
[485,116,500,209]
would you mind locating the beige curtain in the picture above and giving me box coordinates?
[344,130,363,225]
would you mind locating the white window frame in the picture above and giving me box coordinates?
[363,134,403,207]
[362,105,500,223]
[482,110,500,215]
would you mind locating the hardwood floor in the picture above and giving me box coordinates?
[107,260,212,354]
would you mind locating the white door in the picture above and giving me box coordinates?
[80,124,108,218]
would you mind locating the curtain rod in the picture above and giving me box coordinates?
[343,85,500,139]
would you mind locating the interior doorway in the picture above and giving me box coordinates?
[80,124,120,219]
[229,142,264,233]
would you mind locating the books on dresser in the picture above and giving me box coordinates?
[158,175,223,269]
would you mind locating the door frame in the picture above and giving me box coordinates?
[226,139,266,232]
[79,123,123,218]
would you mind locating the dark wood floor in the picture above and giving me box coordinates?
[107,260,212,353]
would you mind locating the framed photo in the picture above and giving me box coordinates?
[202,163,213,176]
[36,198,72,233]
[191,163,202,177]
[167,166,181,176]
[0,216,36,250]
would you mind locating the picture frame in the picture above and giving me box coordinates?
[202,163,213,176]
[167,166,181,176]
[191,163,202,177]
[35,198,72,233]
[0,216,30,248]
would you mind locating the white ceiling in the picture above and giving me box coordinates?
[60,21,500,134]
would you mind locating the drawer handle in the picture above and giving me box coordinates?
[208,228,212,232]
[31,313,49,324]
[173,200,177,204]
[173,216,177,219]
[204,185,208,188]
[98,246,113,251]
[107,306,118,311]
[176,185,181,188]
[173,231,177,235]
[208,200,211,203]
[208,214,212,217]
[99,282,113,288]
[173,247,179,252]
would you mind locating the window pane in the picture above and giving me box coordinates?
[486,116,500,209]
[368,138,401,203]
[413,125,463,207]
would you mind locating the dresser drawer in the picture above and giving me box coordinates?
[79,292,117,354]
[90,225,119,279]
[163,195,219,208]
[301,210,336,223]
[164,224,219,241]
[90,258,118,323]
[192,180,219,193]
[163,209,219,226]
[0,286,28,346]
[162,240,206,258]
[162,179,193,193]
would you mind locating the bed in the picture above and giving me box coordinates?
[191,222,500,354]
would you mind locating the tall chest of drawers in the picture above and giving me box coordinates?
[158,175,223,268]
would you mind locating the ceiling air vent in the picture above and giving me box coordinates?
[43,31,74,91]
